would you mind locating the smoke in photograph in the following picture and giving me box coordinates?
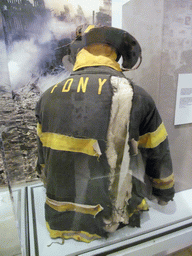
[0,0,111,92]
[0,0,111,185]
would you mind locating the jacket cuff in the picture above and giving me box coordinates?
[152,186,175,202]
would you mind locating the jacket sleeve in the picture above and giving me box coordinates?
[130,85,175,202]
[35,99,45,176]
[139,115,175,202]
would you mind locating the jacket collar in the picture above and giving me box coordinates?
[73,45,122,72]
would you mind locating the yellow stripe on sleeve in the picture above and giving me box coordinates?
[150,173,175,190]
[138,122,168,148]
[37,123,101,157]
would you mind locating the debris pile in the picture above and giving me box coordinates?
[0,82,41,186]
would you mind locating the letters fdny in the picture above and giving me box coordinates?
[50,77,107,95]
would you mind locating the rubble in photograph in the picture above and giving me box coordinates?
[0,0,112,186]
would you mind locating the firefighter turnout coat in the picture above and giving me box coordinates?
[35,49,174,243]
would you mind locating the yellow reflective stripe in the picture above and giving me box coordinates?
[138,122,168,148]
[46,222,101,243]
[129,198,149,218]
[37,123,100,157]
[37,123,41,136]
[151,173,175,189]
[46,197,103,217]
[84,25,95,33]
[136,198,149,211]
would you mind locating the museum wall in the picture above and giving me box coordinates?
[123,0,192,192]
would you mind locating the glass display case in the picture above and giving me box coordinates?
[0,0,192,255]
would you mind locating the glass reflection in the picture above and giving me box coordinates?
[0,0,192,255]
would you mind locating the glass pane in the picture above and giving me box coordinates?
[0,11,22,256]
[1,0,192,255]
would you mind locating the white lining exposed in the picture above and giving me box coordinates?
[105,76,133,231]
